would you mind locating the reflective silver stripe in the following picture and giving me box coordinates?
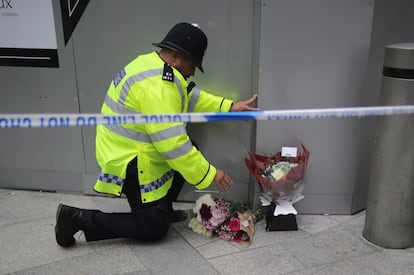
[104,124,152,143]
[140,170,175,193]
[149,125,187,142]
[103,66,187,143]
[119,69,162,104]
[117,68,185,112]
[105,95,137,114]
[174,77,186,112]
[98,172,124,186]
[188,86,201,112]
[162,139,193,160]
[104,95,151,143]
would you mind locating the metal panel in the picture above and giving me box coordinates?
[0,0,387,216]
[0,2,85,191]
[353,0,414,213]
[255,0,374,213]
[72,0,255,201]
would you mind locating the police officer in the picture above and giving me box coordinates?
[55,22,258,247]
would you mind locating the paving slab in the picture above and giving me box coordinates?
[296,214,342,234]
[172,221,217,248]
[282,227,378,268]
[301,249,414,275]
[2,188,414,275]
[195,239,241,259]
[129,228,220,275]
[208,244,306,275]
[243,220,311,250]
[11,246,147,275]
[0,218,94,274]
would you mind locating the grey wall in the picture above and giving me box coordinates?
[1,0,412,214]
[255,0,374,214]
[0,0,255,202]
[71,0,255,202]
[353,0,414,213]
[0,2,85,193]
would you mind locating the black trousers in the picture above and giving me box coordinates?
[77,159,185,242]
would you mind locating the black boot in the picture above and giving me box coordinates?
[168,209,188,223]
[55,204,81,247]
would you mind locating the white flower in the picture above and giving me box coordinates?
[270,162,296,180]
[193,194,215,221]
[188,217,212,237]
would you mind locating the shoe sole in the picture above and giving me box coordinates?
[56,203,64,221]
[55,203,75,247]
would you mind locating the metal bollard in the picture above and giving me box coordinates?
[363,43,414,248]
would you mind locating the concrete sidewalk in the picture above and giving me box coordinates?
[1,188,414,275]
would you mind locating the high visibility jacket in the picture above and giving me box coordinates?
[94,52,233,203]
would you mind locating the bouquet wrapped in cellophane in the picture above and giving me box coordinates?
[244,144,310,205]
[188,194,262,247]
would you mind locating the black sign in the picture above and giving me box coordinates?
[0,48,59,67]
[60,0,90,45]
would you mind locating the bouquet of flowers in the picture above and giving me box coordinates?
[244,144,309,231]
[244,144,310,204]
[188,194,262,247]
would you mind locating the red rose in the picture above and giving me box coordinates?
[200,204,212,221]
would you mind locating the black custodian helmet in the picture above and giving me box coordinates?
[153,22,208,73]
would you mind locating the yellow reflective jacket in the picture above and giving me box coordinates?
[94,51,233,203]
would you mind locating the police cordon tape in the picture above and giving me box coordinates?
[0,105,414,128]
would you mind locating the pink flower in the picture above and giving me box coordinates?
[210,217,221,227]
[210,207,223,218]
[228,218,241,232]
[204,222,216,231]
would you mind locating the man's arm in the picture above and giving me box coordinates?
[230,94,259,112]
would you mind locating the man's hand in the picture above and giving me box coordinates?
[230,94,259,112]
[214,169,233,193]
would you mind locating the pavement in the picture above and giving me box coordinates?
[1,188,414,275]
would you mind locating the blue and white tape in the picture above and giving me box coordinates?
[0,105,413,128]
